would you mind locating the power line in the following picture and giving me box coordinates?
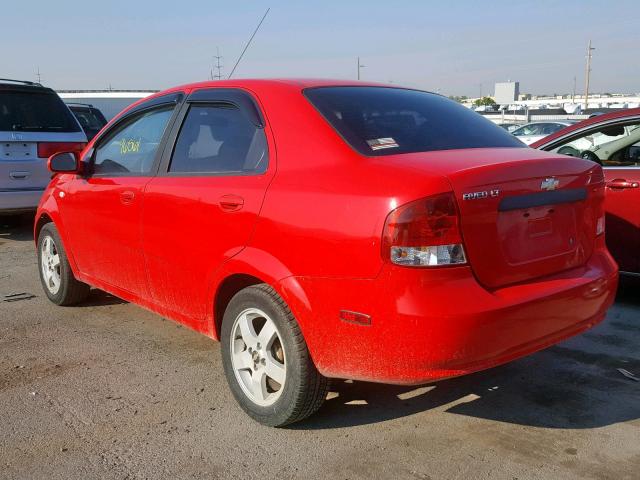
[228,8,270,79]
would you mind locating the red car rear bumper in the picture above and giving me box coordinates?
[279,247,618,385]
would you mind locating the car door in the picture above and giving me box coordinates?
[541,118,640,273]
[142,88,274,325]
[602,135,640,274]
[58,94,182,297]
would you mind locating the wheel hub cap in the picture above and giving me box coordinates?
[40,236,61,295]
[230,308,287,407]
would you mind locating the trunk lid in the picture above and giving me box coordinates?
[390,148,605,289]
[0,131,86,190]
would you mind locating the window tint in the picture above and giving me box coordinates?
[169,104,268,174]
[513,124,543,136]
[93,107,174,175]
[550,121,640,167]
[541,123,565,135]
[304,86,523,156]
[0,90,81,133]
[71,107,106,131]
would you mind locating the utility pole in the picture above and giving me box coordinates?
[357,57,366,80]
[35,66,41,84]
[213,47,223,80]
[584,40,595,110]
[572,75,576,103]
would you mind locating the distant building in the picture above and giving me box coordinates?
[494,81,520,105]
[57,90,158,120]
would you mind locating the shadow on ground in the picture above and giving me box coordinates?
[295,276,640,430]
[0,213,35,242]
[78,289,129,307]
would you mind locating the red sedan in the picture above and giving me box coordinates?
[35,80,617,426]
[532,108,640,275]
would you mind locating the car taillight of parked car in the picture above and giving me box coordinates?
[37,142,86,159]
[382,192,467,267]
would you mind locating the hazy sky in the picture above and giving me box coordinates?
[2,0,638,96]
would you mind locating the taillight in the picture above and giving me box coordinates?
[37,142,85,158]
[382,192,467,267]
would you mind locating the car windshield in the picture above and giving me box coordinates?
[304,86,523,156]
[0,90,81,132]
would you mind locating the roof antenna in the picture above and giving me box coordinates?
[228,8,270,79]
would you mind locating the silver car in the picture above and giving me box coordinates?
[1,79,86,214]
[511,120,578,145]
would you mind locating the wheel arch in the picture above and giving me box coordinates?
[208,247,311,343]
[34,201,81,278]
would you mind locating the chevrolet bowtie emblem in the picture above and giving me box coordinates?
[540,177,559,191]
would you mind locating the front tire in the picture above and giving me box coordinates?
[37,223,90,305]
[220,284,329,427]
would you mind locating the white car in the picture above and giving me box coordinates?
[0,79,86,214]
[511,121,577,145]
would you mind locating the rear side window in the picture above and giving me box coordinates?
[93,106,174,175]
[169,104,268,174]
[304,86,523,156]
[0,90,81,133]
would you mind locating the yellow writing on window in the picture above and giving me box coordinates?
[120,138,141,155]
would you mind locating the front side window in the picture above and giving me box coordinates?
[304,86,523,156]
[93,106,174,175]
[512,124,543,136]
[169,104,267,174]
[549,121,640,167]
[540,123,565,135]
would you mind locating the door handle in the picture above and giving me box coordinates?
[219,194,244,212]
[10,171,30,180]
[607,178,639,190]
[120,190,135,204]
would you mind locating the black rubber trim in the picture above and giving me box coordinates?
[498,188,587,211]
[0,187,46,192]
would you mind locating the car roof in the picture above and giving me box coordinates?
[112,78,428,124]
[530,107,640,148]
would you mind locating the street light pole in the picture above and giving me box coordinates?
[584,40,595,110]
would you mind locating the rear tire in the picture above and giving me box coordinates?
[37,223,90,306]
[220,284,329,427]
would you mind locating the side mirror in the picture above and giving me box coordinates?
[48,152,80,174]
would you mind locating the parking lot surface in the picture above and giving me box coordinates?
[1,215,639,480]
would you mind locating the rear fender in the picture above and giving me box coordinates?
[205,247,312,345]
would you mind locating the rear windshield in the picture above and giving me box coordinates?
[304,86,523,156]
[70,107,107,131]
[0,90,81,133]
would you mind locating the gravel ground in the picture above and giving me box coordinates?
[1,214,639,480]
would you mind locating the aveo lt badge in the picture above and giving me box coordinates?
[462,189,500,201]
